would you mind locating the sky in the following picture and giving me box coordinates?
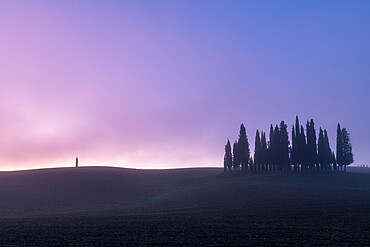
[0,0,369,170]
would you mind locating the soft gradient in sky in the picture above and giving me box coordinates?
[0,0,369,170]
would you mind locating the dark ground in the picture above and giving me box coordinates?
[0,167,369,246]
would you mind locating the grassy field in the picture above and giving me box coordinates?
[0,167,369,246]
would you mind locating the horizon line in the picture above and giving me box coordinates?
[0,164,224,173]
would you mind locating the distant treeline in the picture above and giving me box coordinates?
[224,116,354,173]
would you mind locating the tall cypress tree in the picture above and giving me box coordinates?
[318,128,325,171]
[336,123,344,171]
[295,116,301,169]
[306,119,318,171]
[224,140,232,173]
[342,128,354,172]
[294,116,307,170]
[254,130,261,172]
[295,116,300,139]
[323,130,332,171]
[261,131,267,171]
[238,124,250,172]
[279,121,290,171]
[268,124,274,170]
[273,125,280,170]
[300,125,307,170]
[291,125,297,170]
[232,141,240,171]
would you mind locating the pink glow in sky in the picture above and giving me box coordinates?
[0,1,369,170]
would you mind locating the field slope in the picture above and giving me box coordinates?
[0,166,369,246]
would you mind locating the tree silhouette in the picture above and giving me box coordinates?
[254,130,261,172]
[300,125,307,170]
[261,132,268,171]
[318,128,327,171]
[323,130,333,171]
[238,124,250,172]
[268,124,274,171]
[293,116,308,171]
[291,125,297,170]
[225,117,353,175]
[233,141,240,171]
[295,116,302,170]
[224,155,227,173]
[342,128,354,172]
[336,123,344,171]
[279,121,290,171]
[306,119,318,171]
[224,140,232,173]
[273,125,280,170]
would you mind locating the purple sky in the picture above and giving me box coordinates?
[0,1,369,170]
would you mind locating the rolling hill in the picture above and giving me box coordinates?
[0,166,369,246]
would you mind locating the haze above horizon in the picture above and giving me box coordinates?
[0,1,369,170]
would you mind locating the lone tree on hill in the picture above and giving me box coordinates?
[224,140,232,173]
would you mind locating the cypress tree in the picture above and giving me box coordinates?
[232,141,240,171]
[323,130,332,171]
[279,121,290,171]
[336,123,344,171]
[300,125,307,170]
[305,120,309,169]
[238,124,250,172]
[273,125,280,170]
[342,128,354,172]
[291,125,297,170]
[295,116,300,139]
[254,130,261,172]
[224,150,227,173]
[306,119,318,171]
[295,116,301,169]
[318,128,325,171]
[294,116,309,170]
[224,140,232,173]
[268,124,274,171]
[261,132,267,171]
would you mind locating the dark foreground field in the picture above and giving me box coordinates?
[0,167,369,246]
